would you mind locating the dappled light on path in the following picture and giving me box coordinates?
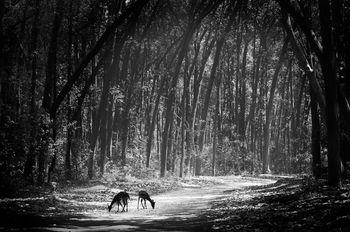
[49,176,275,231]
[3,176,350,231]
[0,176,276,232]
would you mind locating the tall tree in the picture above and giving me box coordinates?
[160,0,223,177]
[197,1,238,175]
[51,0,150,116]
[23,0,41,183]
[318,0,341,186]
[262,36,289,173]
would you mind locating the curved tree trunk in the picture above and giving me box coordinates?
[262,36,289,173]
[197,8,236,175]
[51,0,149,115]
[160,23,197,177]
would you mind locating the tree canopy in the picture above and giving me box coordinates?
[1,0,349,192]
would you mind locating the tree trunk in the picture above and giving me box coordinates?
[239,38,249,139]
[160,23,197,178]
[282,13,326,111]
[23,0,41,183]
[146,74,164,167]
[65,98,72,180]
[64,0,74,181]
[275,65,289,154]
[119,46,135,167]
[310,80,321,178]
[186,34,215,176]
[87,23,136,177]
[88,96,98,179]
[235,26,242,137]
[197,14,235,175]
[99,96,109,175]
[47,115,57,183]
[160,1,224,178]
[168,118,177,173]
[120,106,129,167]
[105,100,115,159]
[262,36,289,173]
[291,73,306,164]
[319,0,342,187]
[246,31,261,142]
[179,74,188,178]
[88,42,115,179]
[212,73,221,176]
[51,0,149,115]
[42,0,63,113]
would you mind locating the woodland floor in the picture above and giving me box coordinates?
[0,175,350,231]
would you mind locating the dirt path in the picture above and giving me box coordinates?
[1,176,276,232]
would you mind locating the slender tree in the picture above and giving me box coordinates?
[262,36,289,173]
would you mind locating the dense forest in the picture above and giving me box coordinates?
[1,0,349,194]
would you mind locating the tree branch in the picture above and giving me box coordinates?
[51,0,149,116]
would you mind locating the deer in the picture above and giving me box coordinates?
[138,190,155,209]
[108,190,130,212]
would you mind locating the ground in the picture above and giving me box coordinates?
[0,175,350,231]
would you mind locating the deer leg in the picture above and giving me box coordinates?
[140,199,144,209]
[123,200,127,212]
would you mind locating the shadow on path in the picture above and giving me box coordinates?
[0,176,276,232]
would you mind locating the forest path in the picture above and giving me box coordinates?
[46,176,275,232]
[0,176,277,232]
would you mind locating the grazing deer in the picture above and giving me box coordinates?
[122,191,130,211]
[138,190,155,209]
[108,191,130,212]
